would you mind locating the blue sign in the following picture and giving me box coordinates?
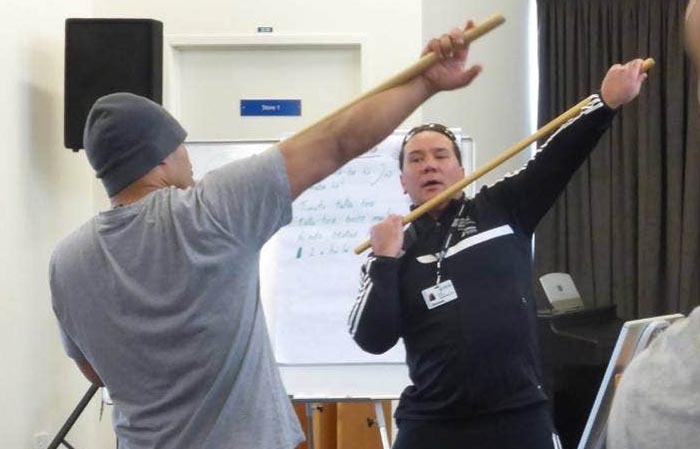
[240,99,301,116]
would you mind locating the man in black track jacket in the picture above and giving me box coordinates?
[347,59,648,449]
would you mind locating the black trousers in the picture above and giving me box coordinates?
[393,402,562,449]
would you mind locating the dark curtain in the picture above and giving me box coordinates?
[534,0,700,319]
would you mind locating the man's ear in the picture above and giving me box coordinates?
[159,151,175,166]
[400,173,407,194]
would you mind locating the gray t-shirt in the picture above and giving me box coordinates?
[50,148,304,449]
[607,306,700,449]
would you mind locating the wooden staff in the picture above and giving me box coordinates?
[287,14,505,139]
[353,57,656,255]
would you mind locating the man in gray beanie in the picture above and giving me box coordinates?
[49,24,482,449]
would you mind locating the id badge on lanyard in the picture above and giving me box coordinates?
[421,202,466,310]
[422,279,458,309]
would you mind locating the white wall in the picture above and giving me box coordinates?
[422,0,535,188]
[0,1,118,448]
[94,0,424,126]
[0,1,534,447]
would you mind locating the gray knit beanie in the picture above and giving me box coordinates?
[83,93,187,197]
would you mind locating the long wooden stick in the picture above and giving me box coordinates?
[285,14,505,139]
[353,57,656,255]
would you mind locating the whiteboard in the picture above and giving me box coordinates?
[186,130,474,397]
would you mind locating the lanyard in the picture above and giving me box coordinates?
[435,202,466,284]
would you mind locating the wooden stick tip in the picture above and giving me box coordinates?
[490,13,506,25]
[478,13,506,28]
[353,245,367,255]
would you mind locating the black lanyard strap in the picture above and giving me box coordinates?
[435,201,467,284]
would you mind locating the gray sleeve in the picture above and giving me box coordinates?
[49,253,87,362]
[196,146,292,248]
[57,322,86,361]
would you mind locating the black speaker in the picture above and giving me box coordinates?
[64,18,163,151]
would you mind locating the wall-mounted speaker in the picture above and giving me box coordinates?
[64,18,163,151]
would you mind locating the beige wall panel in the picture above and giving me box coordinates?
[173,43,361,140]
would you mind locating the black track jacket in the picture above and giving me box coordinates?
[348,94,617,421]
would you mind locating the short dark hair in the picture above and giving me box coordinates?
[398,123,462,170]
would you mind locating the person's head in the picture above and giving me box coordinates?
[399,123,464,207]
[83,92,192,197]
